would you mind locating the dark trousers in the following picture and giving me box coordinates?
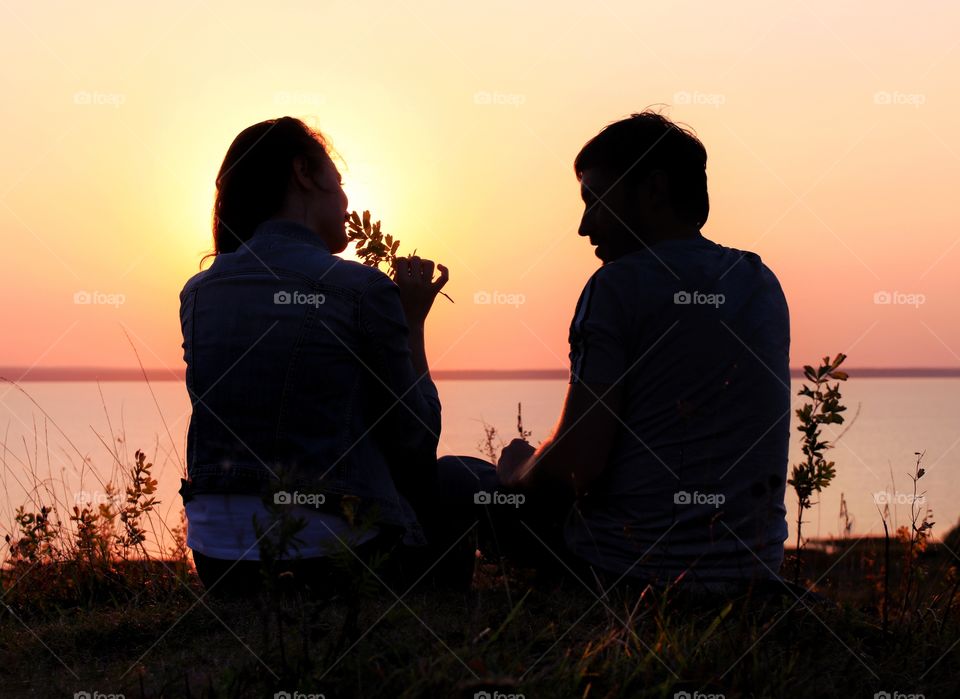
[426,455,589,579]
[192,455,593,598]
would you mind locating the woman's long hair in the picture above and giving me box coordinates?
[205,117,329,263]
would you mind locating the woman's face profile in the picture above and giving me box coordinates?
[310,152,349,253]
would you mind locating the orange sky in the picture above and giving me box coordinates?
[1,1,959,373]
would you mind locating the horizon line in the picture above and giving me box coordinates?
[2,365,960,382]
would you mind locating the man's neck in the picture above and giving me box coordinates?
[622,226,702,254]
[647,224,703,245]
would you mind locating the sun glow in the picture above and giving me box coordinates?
[0,1,958,372]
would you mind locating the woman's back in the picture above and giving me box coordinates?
[180,218,441,543]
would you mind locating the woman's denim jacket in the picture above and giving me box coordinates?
[178,219,440,545]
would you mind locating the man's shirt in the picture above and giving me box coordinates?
[564,235,791,585]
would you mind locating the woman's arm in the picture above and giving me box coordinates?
[392,255,449,378]
[357,256,449,456]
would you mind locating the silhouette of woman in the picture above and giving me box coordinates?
[178,117,482,597]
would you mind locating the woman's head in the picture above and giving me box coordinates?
[210,117,348,258]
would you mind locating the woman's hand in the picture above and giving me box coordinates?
[497,438,537,488]
[392,255,449,326]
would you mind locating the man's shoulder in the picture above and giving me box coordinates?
[575,237,786,317]
[581,239,718,298]
[593,236,728,281]
[695,238,780,278]
[646,236,783,291]
[709,242,785,298]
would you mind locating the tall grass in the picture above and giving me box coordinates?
[0,362,958,697]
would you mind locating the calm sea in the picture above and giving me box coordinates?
[1,378,957,554]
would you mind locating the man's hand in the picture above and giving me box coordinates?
[497,382,624,494]
[497,438,536,488]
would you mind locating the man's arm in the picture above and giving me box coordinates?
[498,380,624,493]
[499,262,631,492]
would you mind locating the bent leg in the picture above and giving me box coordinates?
[414,454,587,587]
[400,455,498,589]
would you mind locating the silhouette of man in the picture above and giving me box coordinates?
[495,111,791,592]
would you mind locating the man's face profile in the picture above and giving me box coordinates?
[577,168,644,263]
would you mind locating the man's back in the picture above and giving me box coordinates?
[564,235,791,586]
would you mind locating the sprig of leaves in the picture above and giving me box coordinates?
[790,353,849,509]
[346,210,453,302]
[117,449,159,554]
[347,210,399,268]
[789,352,848,583]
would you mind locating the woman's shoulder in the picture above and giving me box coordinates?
[179,268,209,297]
[319,256,395,293]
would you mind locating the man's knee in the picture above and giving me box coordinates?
[436,454,500,498]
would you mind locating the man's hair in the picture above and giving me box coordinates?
[574,111,709,227]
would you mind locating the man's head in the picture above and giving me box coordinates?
[574,111,709,262]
